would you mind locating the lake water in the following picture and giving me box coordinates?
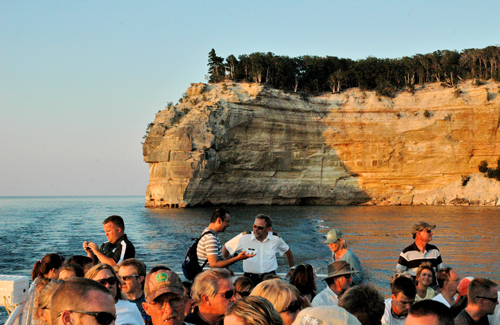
[1,196,499,322]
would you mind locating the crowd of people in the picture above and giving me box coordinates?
[29,211,499,325]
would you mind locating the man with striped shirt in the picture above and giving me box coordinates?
[196,208,255,270]
[396,221,443,280]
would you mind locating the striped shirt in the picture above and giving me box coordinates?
[196,228,222,267]
[396,242,443,276]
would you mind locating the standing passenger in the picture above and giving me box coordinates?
[396,221,443,279]
[223,214,295,285]
[83,215,135,267]
[325,228,364,284]
[197,208,255,270]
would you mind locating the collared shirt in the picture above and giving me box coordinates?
[224,231,289,274]
[396,242,443,276]
[381,298,407,325]
[311,285,339,307]
[100,234,135,264]
[432,293,451,308]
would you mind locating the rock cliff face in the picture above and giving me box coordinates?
[143,81,500,207]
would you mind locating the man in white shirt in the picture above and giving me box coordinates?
[312,260,356,307]
[223,214,295,285]
[382,275,416,325]
[432,267,460,308]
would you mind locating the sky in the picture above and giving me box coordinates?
[1,1,500,196]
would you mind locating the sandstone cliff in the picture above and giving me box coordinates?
[143,81,500,207]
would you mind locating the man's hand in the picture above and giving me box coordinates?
[236,251,256,261]
[87,242,101,255]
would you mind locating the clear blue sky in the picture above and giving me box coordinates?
[1,1,499,196]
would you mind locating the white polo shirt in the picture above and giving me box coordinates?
[224,231,289,274]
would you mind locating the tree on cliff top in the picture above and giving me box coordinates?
[208,49,225,83]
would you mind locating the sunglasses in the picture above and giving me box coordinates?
[118,275,140,281]
[57,311,116,325]
[218,289,236,299]
[281,300,300,313]
[477,296,499,303]
[97,276,118,286]
[237,291,251,297]
[253,225,266,230]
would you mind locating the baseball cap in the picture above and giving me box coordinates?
[411,221,436,236]
[325,229,344,244]
[144,268,184,302]
[292,306,361,325]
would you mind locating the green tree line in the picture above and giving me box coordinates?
[207,46,500,96]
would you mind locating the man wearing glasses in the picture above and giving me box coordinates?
[185,268,237,325]
[118,258,150,324]
[396,221,444,279]
[432,267,460,308]
[223,214,295,285]
[142,266,190,325]
[312,260,356,307]
[454,278,498,325]
[51,278,117,325]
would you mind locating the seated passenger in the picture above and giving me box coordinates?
[35,279,63,325]
[58,264,84,280]
[338,284,385,325]
[85,263,143,325]
[32,253,65,280]
[251,279,309,325]
[414,262,437,301]
[65,255,93,274]
[224,296,284,325]
[289,264,317,302]
[234,276,254,300]
[382,275,416,325]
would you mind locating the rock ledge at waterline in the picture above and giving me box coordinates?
[142,81,500,207]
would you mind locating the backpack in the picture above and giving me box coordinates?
[181,231,212,280]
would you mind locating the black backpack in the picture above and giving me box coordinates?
[181,231,212,280]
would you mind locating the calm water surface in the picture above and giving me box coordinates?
[1,196,499,322]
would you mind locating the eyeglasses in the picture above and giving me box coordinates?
[218,289,236,299]
[253,225,266,230]
[477,296,499,303]
[150,296,184,310]
[237,291,251,297]
[281,300,300,313]
[118,275,140,281]
[56,311,116,325]
[97,276,118,286]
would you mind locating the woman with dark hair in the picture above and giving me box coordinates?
[85,263,143,325]
[31,253,65,280]
[289,264,317,302]
[414,262,436,301]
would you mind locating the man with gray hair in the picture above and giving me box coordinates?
[454,278,498,325]
[185,268,237,325]
[51,278,116,325]
[223,214,295,285]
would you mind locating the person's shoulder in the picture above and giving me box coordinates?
[401,242,418,253]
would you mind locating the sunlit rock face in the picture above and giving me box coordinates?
[143,81,500,207]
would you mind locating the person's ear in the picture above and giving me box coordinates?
[60,310,73,325]
[201,294,211,305]
[142,302,152,316]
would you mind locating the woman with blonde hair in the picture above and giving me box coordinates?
[85,263,143,325]
[35,280,63,325]
[224,296,283,325]
[414,262,436,301]
[325,228,364,284]
[251,279,309,325]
